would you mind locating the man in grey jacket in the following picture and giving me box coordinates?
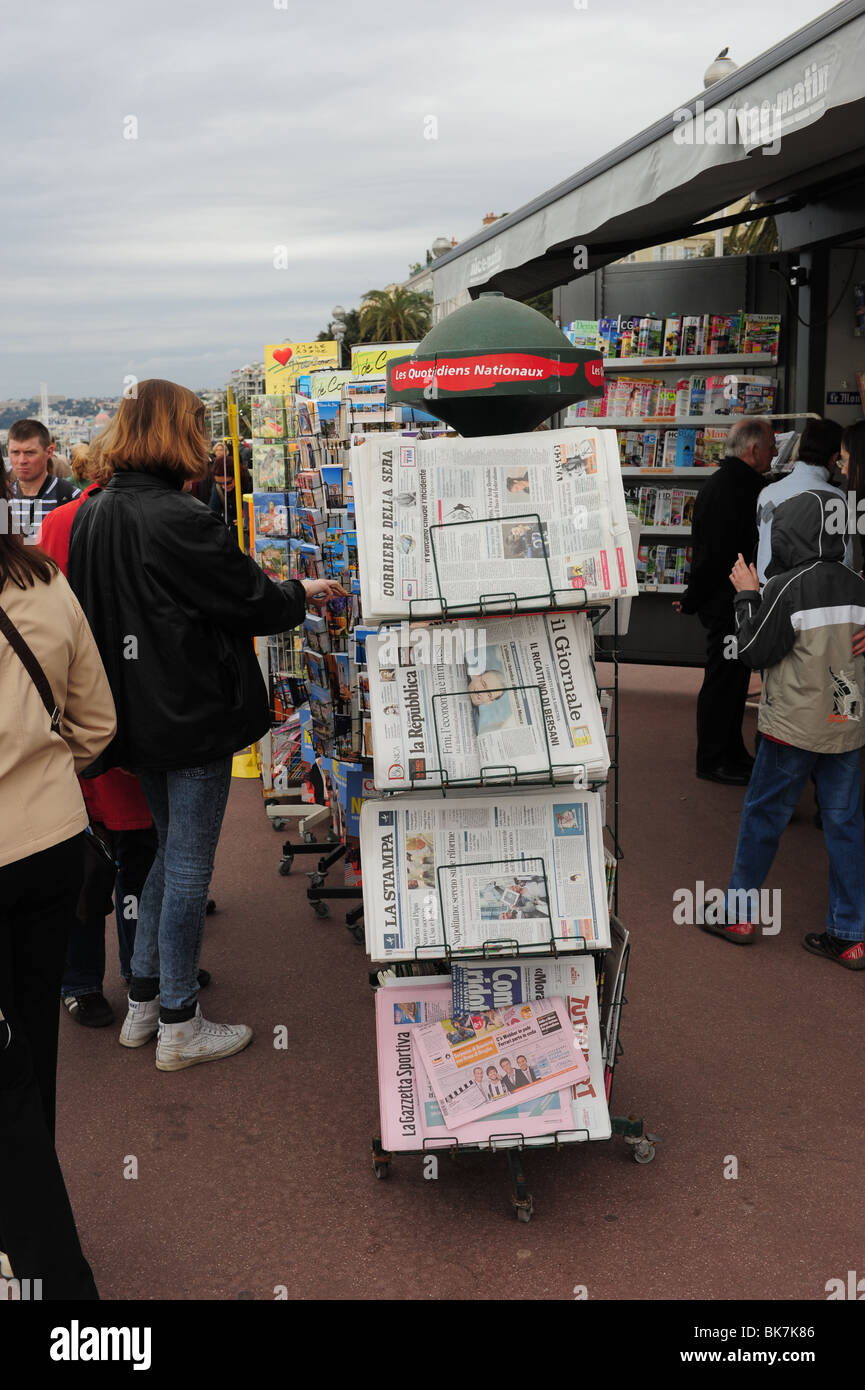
[701,489,865,968]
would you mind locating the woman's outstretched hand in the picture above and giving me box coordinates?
[301,578,349,606]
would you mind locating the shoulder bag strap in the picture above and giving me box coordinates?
[0,601,61,729]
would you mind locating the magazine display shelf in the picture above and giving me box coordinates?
[369,598,654,1222]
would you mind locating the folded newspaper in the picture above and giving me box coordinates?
[449,955,611,1140]
[412,995,589,1130]
[366,612,609,790]
[360,786,610,961]
[351,428,637,620]
[375,977,586,1151]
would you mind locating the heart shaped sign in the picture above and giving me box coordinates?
[273,346,293,366]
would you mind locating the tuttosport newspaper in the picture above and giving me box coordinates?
[411,995,589,1129]
[366,612,609,790]
[375,977,588,1151]
[449,955,611,1140]
[360,787,610,961]
[351,428,637,620]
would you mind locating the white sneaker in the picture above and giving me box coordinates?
[119,996,161,1048]
[0,1250,13,1278]
[155,1006,252,1072]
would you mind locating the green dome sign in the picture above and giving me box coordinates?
[386,293,604,436]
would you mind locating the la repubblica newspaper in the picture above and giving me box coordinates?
[366,612,609,789]
[351,428,638,620]
[360,787,610,961]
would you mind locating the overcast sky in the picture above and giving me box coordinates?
[0,0,830,397]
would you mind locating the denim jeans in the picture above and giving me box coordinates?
[131,759,233,1011]
[727,739,865,940]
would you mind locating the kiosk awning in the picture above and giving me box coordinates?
[430,0,865,309]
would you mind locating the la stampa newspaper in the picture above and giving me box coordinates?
[351,428,638,620]
[360,787,610,961]
[366,612,609,790]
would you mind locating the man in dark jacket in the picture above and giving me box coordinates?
[702,490,865,968]
[677,417,774,784]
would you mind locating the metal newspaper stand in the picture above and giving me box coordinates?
[366,520,655,1220]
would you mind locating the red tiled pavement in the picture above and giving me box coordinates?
[56,664,865,1300]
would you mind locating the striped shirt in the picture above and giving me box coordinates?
[9,474,81,536]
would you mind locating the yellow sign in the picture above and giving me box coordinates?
[265,341,338,394]
[350,342,418,378]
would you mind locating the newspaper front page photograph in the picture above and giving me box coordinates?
[361,787,610,961]
[352,429,637,621]
[375,977,583,1152]
[412,995,589,1130]
[366,612,609,790]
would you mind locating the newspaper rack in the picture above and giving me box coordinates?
[405,511,616,621]
[371,916,657,1215]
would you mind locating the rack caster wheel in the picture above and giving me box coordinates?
[373,1158,390,1180]
[278,857,293,876]
[328,829,340,843]
[308,872,325,889]
[302,831,316,844]
[311,900,330,919]
[633,1140,656,1164]
[271,818,285,832]
[351,924,365,944]
[515,1196,534,1222]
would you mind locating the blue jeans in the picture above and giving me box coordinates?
[727,740,865,940]
[131,759,233,1010]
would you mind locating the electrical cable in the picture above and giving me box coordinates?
[770,248,859,329]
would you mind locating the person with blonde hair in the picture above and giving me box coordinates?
[0,463,116,1297]
[67,380,345,1071]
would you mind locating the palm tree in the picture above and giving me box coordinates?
[359,286,433,342]
[724,216,778,255]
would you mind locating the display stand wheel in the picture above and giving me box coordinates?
[271,818,285,832]
[633,1139,656,1164]
[302,831,317,844]
[311,900,330,919]
[278,856,293,876]
[515,1196,534,1222]
[327,829,340,843]
[308,872,325,889]
[350,923,365,944]
[373,1158,390,1180]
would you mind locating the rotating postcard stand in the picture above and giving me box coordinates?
[366,295,655,1216]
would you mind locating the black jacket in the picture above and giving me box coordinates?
[681,456,766,615]
[67,470,306,772]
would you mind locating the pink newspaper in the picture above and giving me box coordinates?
[412,995,590,1131]
[375,979,580,1151]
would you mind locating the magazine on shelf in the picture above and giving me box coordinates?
[351,429,637,621]
[449,954,611,1139]
[366,612,609,790]
[411,995,590,1130]
[360,786,611,961]
[375,978,584,1151]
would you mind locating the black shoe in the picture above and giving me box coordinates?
[802,932,865,971]
[696,763,751,786]
[206,899,216,915]
[63,992,115,1027]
